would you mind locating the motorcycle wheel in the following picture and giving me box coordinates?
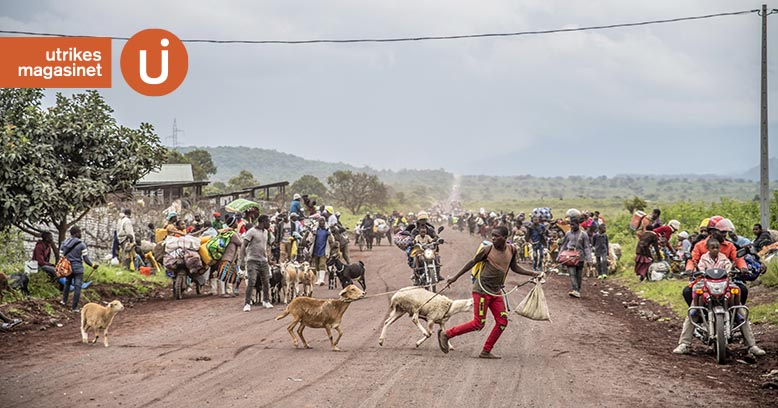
[426,268,437,293]
[358,238,365,252]
[715,314,727,364]
[195,281,201,295]
[174,272,186,300]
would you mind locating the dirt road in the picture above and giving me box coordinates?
[1,231,774,407]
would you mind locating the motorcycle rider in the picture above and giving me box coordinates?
[405,211,437,239]
[411,226,435,285]
[674,217,765,356]
[405,211,441,281]
[360,212,375,250]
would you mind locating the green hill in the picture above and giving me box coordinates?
[179,146,769,206]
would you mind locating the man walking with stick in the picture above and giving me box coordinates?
[438,226,540,359]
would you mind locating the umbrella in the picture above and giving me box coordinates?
[226,198,261,213]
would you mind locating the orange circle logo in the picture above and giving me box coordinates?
[120,29,188,96]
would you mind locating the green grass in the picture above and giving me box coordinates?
[612,273,689,317]
[1,264,169,305]
[89,264,169,285]
[748,303,778,324]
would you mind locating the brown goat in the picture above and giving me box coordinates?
[80,300,124,347]
[274,284,364,351]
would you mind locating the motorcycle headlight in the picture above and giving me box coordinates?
[706,281,728,295]
[424,249,435,260]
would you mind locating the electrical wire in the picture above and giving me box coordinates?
[0,9,762,45]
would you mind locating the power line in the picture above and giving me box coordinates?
[0,9,763,45]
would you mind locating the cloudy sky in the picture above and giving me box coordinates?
[3,1,778,177]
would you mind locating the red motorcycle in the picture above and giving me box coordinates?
[688,268,748,364]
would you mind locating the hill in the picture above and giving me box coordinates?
[176,146,454,204]
[740,157,778,180]
[178,146,771,206]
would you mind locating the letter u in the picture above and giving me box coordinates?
[139,49,168,85]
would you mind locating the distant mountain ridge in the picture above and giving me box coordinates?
[178,146,770,203]
[740,157,778,181]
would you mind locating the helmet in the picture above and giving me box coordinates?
[678,231,689,240]
[335,211,341,217]
[408,212,414,217]
[293,193,301,200]
[167,211,177,221]
[224,213,238,227]
[566,208,582,218]
[707,216,724,229]
[699,218,709,228]
[714,218,735,233]
[325,206,334,214]
[668,220,680,231]
[417,211,429,221]
[213,211,221,217]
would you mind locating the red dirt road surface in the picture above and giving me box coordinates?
[1,231,775,407]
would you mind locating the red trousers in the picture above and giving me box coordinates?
[445,292,508,353]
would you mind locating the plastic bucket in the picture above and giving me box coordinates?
[139,266,151,276]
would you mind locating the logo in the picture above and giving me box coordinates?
[120,29,187,96]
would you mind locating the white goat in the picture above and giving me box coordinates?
[378,287,473,349]
[80,300,125,347]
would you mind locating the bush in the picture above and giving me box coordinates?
[762,258,778,287]
[0,227,26,272]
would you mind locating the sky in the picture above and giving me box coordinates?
[3,0,778,177]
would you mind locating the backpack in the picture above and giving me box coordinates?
[206,230,236,262]
[470,241,493,283]
[56,242,80,278]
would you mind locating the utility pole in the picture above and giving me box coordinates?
[168,118,184,148]
[760,4,770,228]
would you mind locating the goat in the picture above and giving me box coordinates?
[275,284,364,351]
[282,262,299,304]
[378,287,473,349]
[269,265,284,304]
[298,264,315,297]
[80,300,125,347]
[326,256,366,291]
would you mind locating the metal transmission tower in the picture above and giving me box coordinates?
[167,118,185,148]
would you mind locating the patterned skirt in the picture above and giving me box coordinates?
[215,260,240,284]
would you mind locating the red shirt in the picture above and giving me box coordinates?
[32,240,53,267]
[652,226,674,250]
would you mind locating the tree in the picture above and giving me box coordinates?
[228,170,259,191]
[624,196,647,214]
[290,175,328,199]
[0,89,167,244]
[327,170,388,214]
[166,149,216,181]
[204,181,227,195]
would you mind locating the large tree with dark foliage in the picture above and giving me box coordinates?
[0,89,167,243]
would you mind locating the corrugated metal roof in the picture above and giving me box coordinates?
[138,164,194,184]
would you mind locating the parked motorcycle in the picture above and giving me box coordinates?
[687,268,748,364]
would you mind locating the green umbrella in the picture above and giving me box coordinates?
[226,198,261,213]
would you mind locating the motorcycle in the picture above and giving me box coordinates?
[687,268,748,364]
[411,226,445,292]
